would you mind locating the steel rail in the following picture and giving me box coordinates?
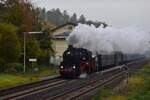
[47,70,124,100]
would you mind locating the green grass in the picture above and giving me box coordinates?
[92,88,112,100]
[0,74,34,89]
[20,67,58,78]
[93,62,150,100]
[0,66,58,89]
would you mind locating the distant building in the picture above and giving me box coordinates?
[51,23,77,58]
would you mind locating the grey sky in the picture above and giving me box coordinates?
[31,0,150,28]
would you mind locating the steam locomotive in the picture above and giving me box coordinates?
[59,45,143,78]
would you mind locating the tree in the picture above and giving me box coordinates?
[26,37,42,59]
[0,0,38,32]
[40,29,54,56]
[70,13,77,24]
[63,10,70,23]
[0,23,21,71]
[102,22,108,28]
[46,8,65,26]
[38,8,47,21]
[78,14,86,24]
[94,21,102,28]
[26,36,48,67]
[0,0,57,69]
[37,29,55,66]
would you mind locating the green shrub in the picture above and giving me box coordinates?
[5,63,23,72]
[13,63,23,72]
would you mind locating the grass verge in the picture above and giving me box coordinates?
[0,74,36,89]
[93,62,150,100]
[0,66,58,89]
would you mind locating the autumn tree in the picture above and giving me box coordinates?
[0,0,38,32]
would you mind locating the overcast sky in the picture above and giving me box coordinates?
[31,0,150,28]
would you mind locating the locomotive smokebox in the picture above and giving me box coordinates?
[68,45,73,49]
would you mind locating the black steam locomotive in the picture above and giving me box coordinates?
[59,45,143,78]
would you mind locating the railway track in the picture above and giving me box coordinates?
[47,70,125,100]
[11,68,122,100]
[0,76,67,100]
[0,59,147,100]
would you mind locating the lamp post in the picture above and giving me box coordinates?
[23,31,43,73]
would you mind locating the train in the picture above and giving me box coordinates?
[59,45,144,78]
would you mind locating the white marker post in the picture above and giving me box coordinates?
[29,58,37,72]
[29,58,37,62]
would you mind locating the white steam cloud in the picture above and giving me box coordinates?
[67,24,150,54]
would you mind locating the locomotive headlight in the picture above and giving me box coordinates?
[82,57,86,60]
[67,52,70,55]
[73,66,76,69]
[60,66,63,69]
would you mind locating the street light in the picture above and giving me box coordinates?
[23,31,43,73]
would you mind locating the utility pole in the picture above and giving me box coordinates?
[23,32,26,73]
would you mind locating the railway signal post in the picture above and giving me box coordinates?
[23,31,43,73]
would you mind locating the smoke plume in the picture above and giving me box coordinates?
[67,24,150,54]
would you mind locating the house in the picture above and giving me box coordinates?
[51,23,77,58]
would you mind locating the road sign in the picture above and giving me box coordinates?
[29,58,37,62]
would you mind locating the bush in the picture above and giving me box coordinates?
[0,59,5,72]
[6,63,23,72]
[0,23,21,72]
